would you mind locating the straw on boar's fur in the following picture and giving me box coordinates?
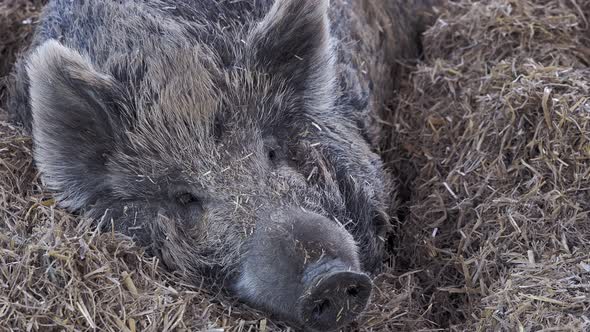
[1,0,589,331]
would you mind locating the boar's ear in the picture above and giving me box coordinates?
[248,0,334,92]
[27,40,127,210]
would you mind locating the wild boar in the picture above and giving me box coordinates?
[7,0,431,330]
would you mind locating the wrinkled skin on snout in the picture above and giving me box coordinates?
[6,0,415,330]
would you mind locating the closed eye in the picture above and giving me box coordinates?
[176,192,200,206]
[268,149,277,162]
[264,136,282,164]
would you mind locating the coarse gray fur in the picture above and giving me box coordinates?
[7,0,435,329]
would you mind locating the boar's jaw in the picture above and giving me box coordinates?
[231,208,367,330]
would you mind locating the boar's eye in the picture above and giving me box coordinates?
[268,149,277,162]
[264,137,282,164]
[175,192,200,206]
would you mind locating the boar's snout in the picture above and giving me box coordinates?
[299,259,372,331]
[233,208,371,330]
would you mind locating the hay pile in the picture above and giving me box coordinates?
[1,0,590,331]
[384,0,590,330]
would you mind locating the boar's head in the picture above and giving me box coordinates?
[25,0,391,330]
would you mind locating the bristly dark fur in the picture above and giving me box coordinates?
[7,0,432,329]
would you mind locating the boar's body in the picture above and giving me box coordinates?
[8,0,427,330]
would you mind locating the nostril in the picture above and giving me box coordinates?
[312,299,331,319]
[346,285,360,297]
[299,270,372,330]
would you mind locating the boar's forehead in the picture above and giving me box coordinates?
[107,61,308,185]
[214,69,305,137]
[116,42,299,123]
[113,47,305,152]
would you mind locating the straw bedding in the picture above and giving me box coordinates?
[383,0,590,330]
[1,0,589,330]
